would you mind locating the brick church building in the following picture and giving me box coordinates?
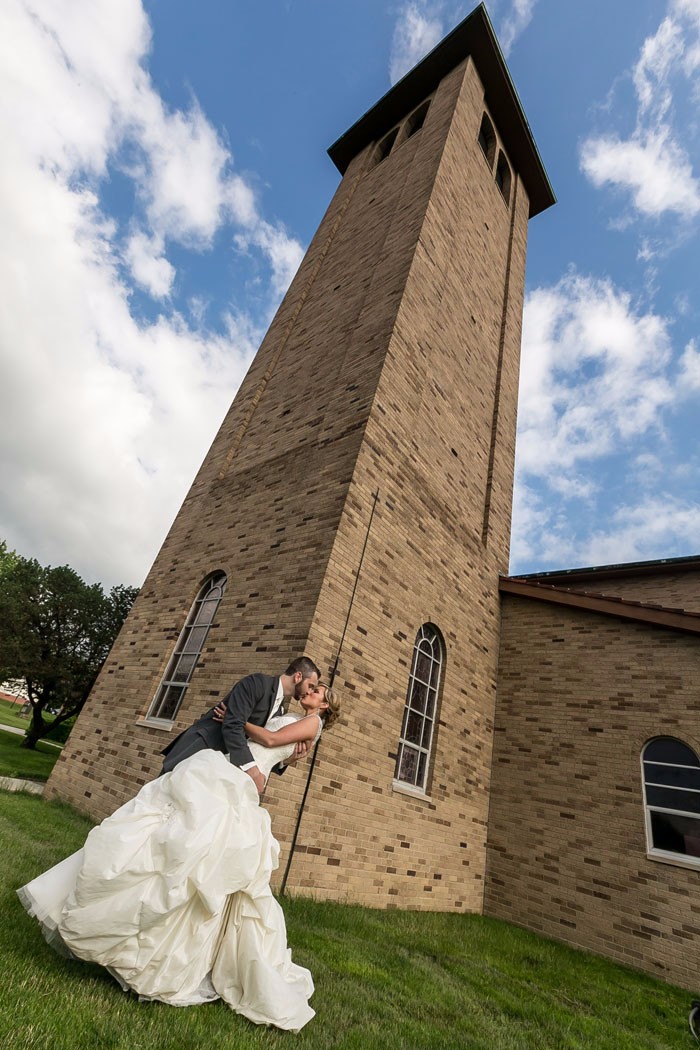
[46,5,700,992]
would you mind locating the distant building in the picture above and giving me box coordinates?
[0,688,28,710]
[489,556,700,990]
[46,5,700,992]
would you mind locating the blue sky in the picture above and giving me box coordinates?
[1,0,699,588]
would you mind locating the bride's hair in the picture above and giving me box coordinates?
[319,685,340,729]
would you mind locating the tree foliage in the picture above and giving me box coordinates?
[0,545,138,749]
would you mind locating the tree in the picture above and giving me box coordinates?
[0,546,138,749]
[0,540,19,573]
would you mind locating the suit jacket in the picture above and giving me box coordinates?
[160,673,281,774]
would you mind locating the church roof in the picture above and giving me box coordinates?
[328,3,555,218]
[513,553,700,585]
[500,576,700,636]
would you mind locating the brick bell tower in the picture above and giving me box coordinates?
[48,5,553,912]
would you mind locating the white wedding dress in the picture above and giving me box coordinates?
[17,714,321,1032]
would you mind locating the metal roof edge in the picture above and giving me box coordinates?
[327,3,555,218]
[510,553,700,584]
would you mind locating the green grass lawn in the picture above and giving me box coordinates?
[0,696,31,731]
[0,697,68,749]
[0,727,61,781]
[0,791,693,1049]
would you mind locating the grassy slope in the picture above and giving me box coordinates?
[0,791,693,1050]
[0,697,32,731]
[0,728,60,781]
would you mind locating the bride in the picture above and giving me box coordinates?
[18,683,340,1032]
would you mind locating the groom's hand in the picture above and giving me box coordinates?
[285,741,311,765]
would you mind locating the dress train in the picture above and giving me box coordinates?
[17,716,318,1031]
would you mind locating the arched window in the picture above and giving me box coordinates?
[642,737,700,863]
[478,113,496,168]
[147,572,227,723]
[374,126,399,165]
[394,624,444,792]
[495,150,512,204]
[404,99,430,140]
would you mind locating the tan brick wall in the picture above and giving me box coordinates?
[562,569,700,614]
[48,54,531,915]
[485,594,700,991]
[270,57,529,910]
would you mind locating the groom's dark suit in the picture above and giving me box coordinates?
[160,673,282,774]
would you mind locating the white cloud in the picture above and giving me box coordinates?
[124,230,174,298]
[636,239,657,263]
[562,498,700,568]
[388,0,539,82]
[0,0,303,587]
[390,2,444,85]
[516,273,675,479]
[498,0,539,57]
[387,1,539,87]
[235,221,305,298]
[508,482,553,567]
[580,4,700,221]
[547,474,598,501]
[225,176,259,229]
[512,491,700,573]
[631,451,665,480]
[0,145,247,586]
[675,0,700,30]
[581,128,700,219]
[677,339,700,389]
[0,0,145,178]
[134,100,235,245]
[510,273,700,574]
[633,17,683,119]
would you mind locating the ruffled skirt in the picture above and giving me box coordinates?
[17,751,314,1031]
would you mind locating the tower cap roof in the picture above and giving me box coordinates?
[328,3,555,218]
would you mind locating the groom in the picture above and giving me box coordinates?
[160,655,321,793]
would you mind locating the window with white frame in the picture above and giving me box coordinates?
[642,737,700,864]
[147,572,227,723]
[394,624,444,792]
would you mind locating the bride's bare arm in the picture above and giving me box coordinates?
[244,716,321,748]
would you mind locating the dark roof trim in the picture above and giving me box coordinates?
[500,577,700,636]
[327,3,555,218]
[515,553,700,585]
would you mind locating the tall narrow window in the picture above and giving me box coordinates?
[394,624,444,792]
[642,737,700,864]
[374,126,399,165]
[495,150,512,203]
[478,113,496,168]
[147,572,227,723]
[404,99,430,140]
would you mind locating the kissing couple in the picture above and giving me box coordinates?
[18,656,341,1032]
